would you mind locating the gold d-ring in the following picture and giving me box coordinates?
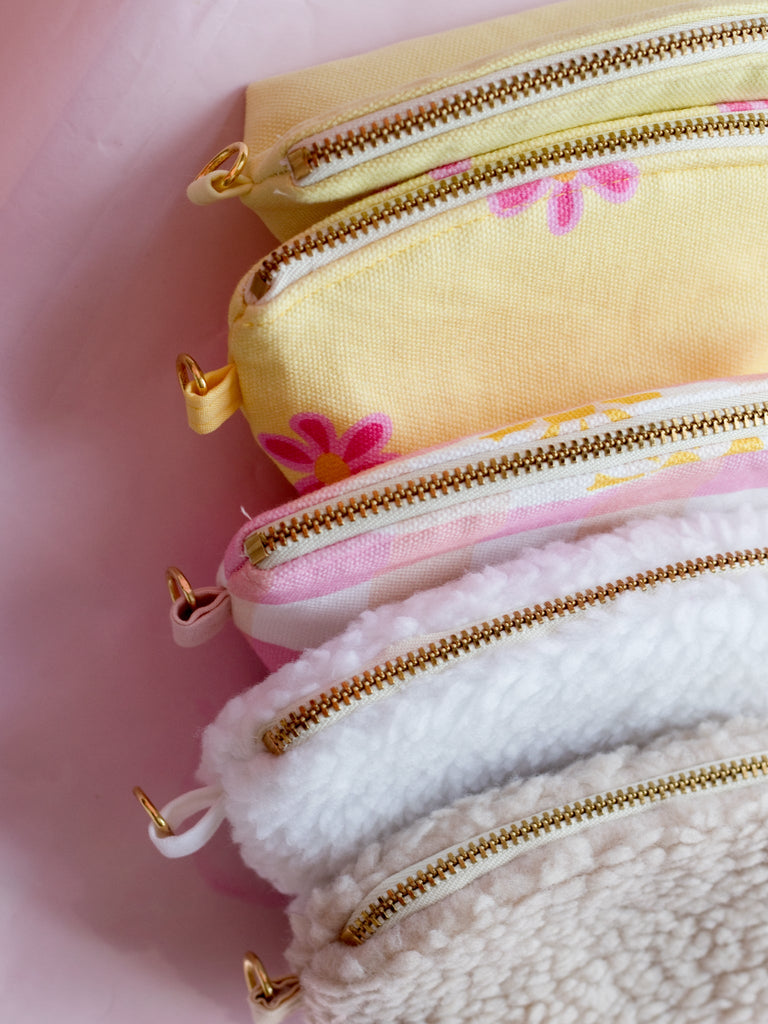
[176,353,208,396]
[243,953,275,1001]
[196,141,249,193]
[133,786,174,838]
[166,566,197,612]
[243,953,301,1012]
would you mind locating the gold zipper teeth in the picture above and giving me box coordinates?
[257,111,768,296]
[246,403,768,563]
[261,547,768,756]
[293,18,768,174]
[340,752,768,945]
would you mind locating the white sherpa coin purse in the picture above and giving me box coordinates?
[146,498,768,898]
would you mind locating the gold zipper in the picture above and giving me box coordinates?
[260,547,768,756]
[253,110,768,298]
[288,17,768,181]
[245,401,768,566]
[340,750,768,945]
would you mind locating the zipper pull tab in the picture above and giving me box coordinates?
[244,953,302,1021]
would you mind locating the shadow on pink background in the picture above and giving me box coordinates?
[1,1,548,1019]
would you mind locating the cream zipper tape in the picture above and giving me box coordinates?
[244,396,768,568]
[286,16,768,186]
[252,110,768,300]
[340,750,768,945]
[259,547,768,756]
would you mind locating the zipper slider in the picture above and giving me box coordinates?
[258,548,768,756]
[243,399,768,570]
[287,147,313,181]
[340,751,768,945]
[245,532,269,564]
[283,17,768,190]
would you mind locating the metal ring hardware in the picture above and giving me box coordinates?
[243,953,275,1001]
[196,141,249,193]
[242,953,301,1015]
[133,786,175,838]
[166,566,197,612]
[176,353,208,396]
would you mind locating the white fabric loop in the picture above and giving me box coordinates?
[148,784,226,858]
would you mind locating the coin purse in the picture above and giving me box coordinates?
[180,1,768,484]
[266,715,768,1023]
[171,373,768,668]
[151,496,768,897]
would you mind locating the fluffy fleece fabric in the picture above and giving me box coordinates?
[199,501,768,894]
[288,717,768,1024]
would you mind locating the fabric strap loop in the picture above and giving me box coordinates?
[186,171,251,206]
[170,587,232,647]
[148,785,226,858]
[183,363,242,434]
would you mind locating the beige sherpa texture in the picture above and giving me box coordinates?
[288,717,768,1023]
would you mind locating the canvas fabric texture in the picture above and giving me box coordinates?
[211,375,768,668]
[184,0,768,487]
[224,132,768,482]
[287,715,768,1024]
[239,0,768,238]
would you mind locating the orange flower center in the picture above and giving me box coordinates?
[314,451,351,486]
[553,171,578,182]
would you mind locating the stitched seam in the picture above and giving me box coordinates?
[239,157,768,328]
[248,54,768,189]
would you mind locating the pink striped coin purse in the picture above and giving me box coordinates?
[170,373,768,669]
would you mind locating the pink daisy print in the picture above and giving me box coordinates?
[259,412,399,493]
[717,100,768,112]
[429,158,472,180]
[488,161,640,236]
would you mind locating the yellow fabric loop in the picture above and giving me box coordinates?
[183,364,242,434]
[186,172,251,207]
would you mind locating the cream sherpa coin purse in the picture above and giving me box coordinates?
[257,716,768,1023]
[180,0,768,484]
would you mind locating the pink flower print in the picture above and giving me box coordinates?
[488,161,640,235]
[717,100,768,112]
[429,158,472,180]
[259,412,399,493]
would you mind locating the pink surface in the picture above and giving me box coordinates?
[0,1,551,1021]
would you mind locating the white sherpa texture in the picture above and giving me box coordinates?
[288,717,768,1024]
[199,498,768,894]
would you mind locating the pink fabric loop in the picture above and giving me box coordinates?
[170,587,232,647]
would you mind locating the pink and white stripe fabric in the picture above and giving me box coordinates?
[218,374,768,667]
